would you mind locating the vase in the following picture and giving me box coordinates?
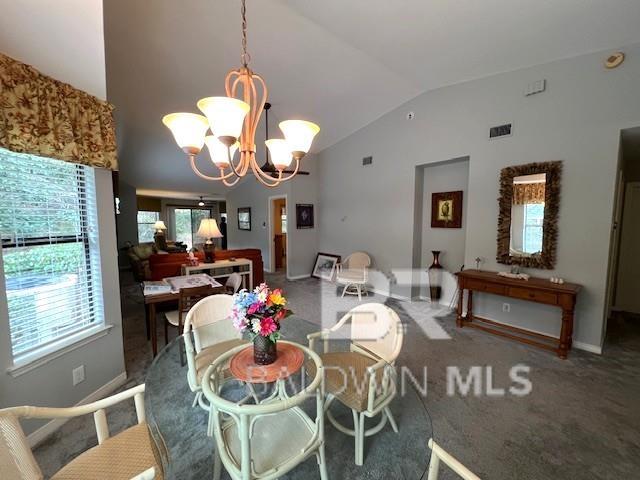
[253,335,277,365]
[428,250,444,302]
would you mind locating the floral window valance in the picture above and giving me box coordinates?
[0,53,117,170]
[513,182,545,205]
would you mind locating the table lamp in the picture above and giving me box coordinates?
[153,220,167,248]
[197,218,223,263]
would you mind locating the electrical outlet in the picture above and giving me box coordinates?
[72,365,85,386]
[502,303,511,313]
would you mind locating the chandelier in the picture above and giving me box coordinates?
[162,0,320,187]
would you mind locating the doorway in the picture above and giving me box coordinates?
[268,195,288,274]
[605,127,640,343]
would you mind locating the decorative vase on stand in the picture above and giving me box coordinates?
[253,335,277,365]
[428,250,444,303]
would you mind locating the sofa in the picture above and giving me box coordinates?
[126,241,189,281]
[148,248,264,285]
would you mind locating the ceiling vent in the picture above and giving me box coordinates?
[489,123,512,139]
[362,156,373,166]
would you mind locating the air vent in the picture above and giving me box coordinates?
[489,123,512,139]
[362,156,373,166]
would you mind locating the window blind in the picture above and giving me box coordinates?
[0,148,103,360]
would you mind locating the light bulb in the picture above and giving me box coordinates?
[197,97,249,144]
[162,113,209,154]
[279,120,320,159]
[204,135,239,169]
[265,139,293,170]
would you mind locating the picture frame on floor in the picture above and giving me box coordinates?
[312,252,341,281]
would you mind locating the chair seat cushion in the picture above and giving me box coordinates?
[195,339,247,382]
[164,310,181,327]
[51,423,162,480]
[336,269,366,284]
[222,408,314,475]
[307,351,378,412]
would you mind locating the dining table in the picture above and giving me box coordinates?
[145,316,433,479]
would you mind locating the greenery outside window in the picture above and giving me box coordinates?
[137,211,160,243]
[0,148,103,362]
[174,208,211,250]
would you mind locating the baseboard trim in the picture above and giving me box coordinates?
[368,287,411,302]
[287,274,311,281]
[573,341,602,355]
[27,371,128,447]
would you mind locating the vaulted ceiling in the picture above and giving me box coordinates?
[104,0,640,195]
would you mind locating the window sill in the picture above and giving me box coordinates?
[7,324,114,378]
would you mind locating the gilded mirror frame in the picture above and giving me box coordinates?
[497,161,562,269]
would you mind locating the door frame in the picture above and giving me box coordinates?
[267,194,289,274]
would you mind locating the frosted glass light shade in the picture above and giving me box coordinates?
[153,220,167,231]
[265,139,293,170]
[197,97,250,140]
[162,113,209,154]
[197,218,223,239]
[279,120,320,155]
[204,135,239,168]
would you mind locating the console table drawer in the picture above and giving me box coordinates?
[466,279,506,295]
[508,287,557,305]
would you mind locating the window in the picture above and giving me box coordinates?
[173,208,211,250]
[137,211,160,243]
[0,149,103,361]
[523,203,545,253]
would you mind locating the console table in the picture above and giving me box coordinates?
[456,270,581,359]
[181,258,253,290]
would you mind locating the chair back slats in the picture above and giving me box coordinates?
[344,252,371,270]
[349,303,403,364]
[225,273,243,294]
[0,413,43,480]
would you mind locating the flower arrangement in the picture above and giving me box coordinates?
[231,283,292,364]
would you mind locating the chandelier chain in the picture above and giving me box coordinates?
[240,0,251,66]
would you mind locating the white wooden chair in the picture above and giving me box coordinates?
[427,439,481,480]
[183,294,247,409]
[225,272,243,294]
[0,384,162,480]
[308,302,403,465]
[335,252,371,301]
[201,342,328,480]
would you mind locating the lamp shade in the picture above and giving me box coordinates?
[197,97,250,140]
[197,218,223,239]
[162,113,209,154]
[265,139,293,170]
[204,135,239,168]
[153,220,167,231]
[279,120,320,155]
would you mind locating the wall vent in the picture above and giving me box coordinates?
[362,156,373,166]
[489,123,512,139]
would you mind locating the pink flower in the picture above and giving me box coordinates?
[247,302,261,315]
[259,317,277,336]
[233,317,247,332]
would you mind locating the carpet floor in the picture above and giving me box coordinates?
[33,271,640,479]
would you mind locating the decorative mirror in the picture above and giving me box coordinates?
[497,161,562,269]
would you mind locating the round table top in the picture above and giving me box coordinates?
[145,315,433,479]
[229,342,305,383]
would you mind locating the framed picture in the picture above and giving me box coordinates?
[431,191,463,228]
[237,207,251,231]
[312,252,341,281]
[296,204,314,229]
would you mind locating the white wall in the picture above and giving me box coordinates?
[0,0,107,99]
[0,0,126,436]
[226,155,319,280]
[0,170,125,435]
[318,43,640,350]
